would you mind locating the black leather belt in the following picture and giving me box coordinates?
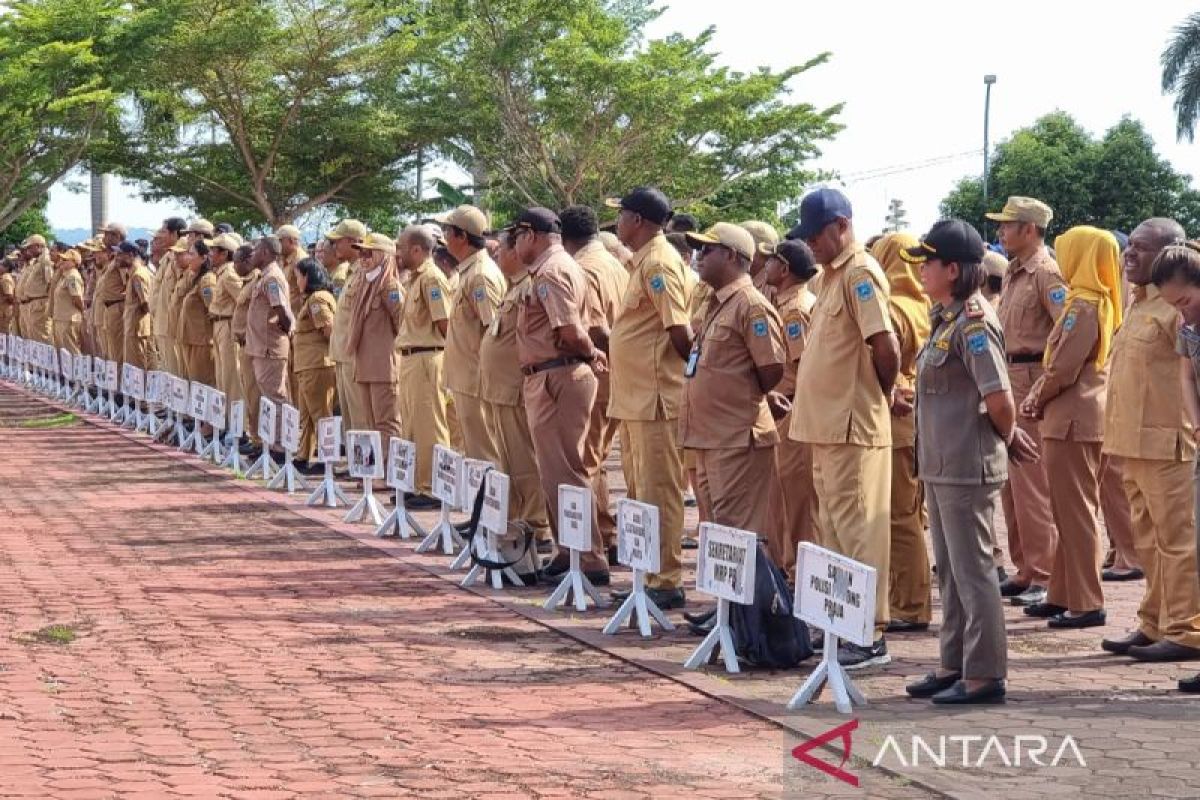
[399,346,444,356]
[103,299,124,307]
[19,295,47,304]
[521,356,587,376]
[1006,353,1041,364]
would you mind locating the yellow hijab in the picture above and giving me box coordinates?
[871,232,927,308]
[1050,226,1122,369]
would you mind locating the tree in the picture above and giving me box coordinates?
[424,0,841,224]
[1162,11,1200,142]
[884,198,907,232]
[0,0,123,235]
[105,0,448,229]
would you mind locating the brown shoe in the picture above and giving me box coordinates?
[1101,630,1155,655]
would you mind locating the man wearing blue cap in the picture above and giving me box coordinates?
[789,187,900,670]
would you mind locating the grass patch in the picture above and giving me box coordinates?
[16,413,78,429]
[22,624,77,645]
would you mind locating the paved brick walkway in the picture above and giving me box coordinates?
[0,387,937,799]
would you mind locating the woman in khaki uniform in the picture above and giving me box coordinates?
[50,250,85,354]
[291,258,337,465]
[1021,226,1122,629]
[176,239,218,385]
[0,258,16,334]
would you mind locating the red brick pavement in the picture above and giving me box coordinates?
[0,388,935,799]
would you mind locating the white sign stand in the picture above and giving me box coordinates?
[416,445,464,554]
[205,389,227,463]
[58,349,73,403]
[187,382,209,456]
[449,459,491,570]
[603,499,674,637]
[307,416,350,508]
[221,399,248,473]
[246,398,278,481]
[75,355,93,412]
[267,402,308,494]
[461,469,525,590]
[118,364,136,428]
[787,543,876,714]
[144,370,164,437]
[167,376,189,445]
[105,360,120,422]
[544,485,605,612]
[683,522,758,674]
[375,437,424,537]
[344,430,384,524]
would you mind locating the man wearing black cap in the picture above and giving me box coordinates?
[513,207,610,584]
[790,187,899,669]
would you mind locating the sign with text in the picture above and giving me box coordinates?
[169,376,188,413]
[145,371,164,404]
[386,437,416,491]
[228,399,245,439]
[121,364,135,395]
[127,366,145,401]
[695,523,757,605]
[59,349,72,379]
[616,499,661,573]
[317,417,343,463]
[463,458,490,514]
[280,403,300,453]
[556,484,593,553]
[207,389,226,430]
[257,398,277,445]
[347,430,383,479]
[481,470,509,535]
[188,382,208,421]
[432,445,462,507]
[794,543,877,648]
[104,360,118,392]
[76,354,92,386]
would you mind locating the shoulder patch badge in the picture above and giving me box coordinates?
[201,286,212,301]
[786,320,803,339]
[388,289,400,304]
[649,273,666,294]
[430,287,441,301]
[1063,309,1077,331]
[267,282,282,304]
[967,328,988,355]
[752,318,768,337]
[855,280,874,301]
[473,286,486,302]
[1049,286,1066,305]
[537,283,550,299]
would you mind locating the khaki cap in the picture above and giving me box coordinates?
[170,239,189,253]
[352,232,395,254]
[434,205,489,237]
[739,220,780,249]
[20,234,46,248]
[185,218,215,236]
[985,196,1053,228]
[685,222,756,260]
[60,250,82,266]
[98,221,127,236]
[982,250,1008,278]
[325,218,367,241]
[77,238,101,252]
[274,224,302,241]
[211,233,241,252]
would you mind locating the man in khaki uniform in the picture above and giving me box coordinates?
[438,205,506,464]
[561,205,629,559]
[16,235,54,344]
[276,223,308,407]
[791,187,899,669]
[121,243,157,370]
[233,246,263,451]
[325,219,367,432]
[347,233,403,442]
[394,224,453,508]
[207,233,243,416]
[741,220,780,303]
[150,218,187,375]
[680,223,785,538]
[0,256,16,334]
[513,208,608,583]
[988,196,1068,607]
[50,250,85,354]
[173,219,215,370]
[245,236,294,454]
[606,187,693,607]
[93,246,127,362]
[1101,219,1200,662]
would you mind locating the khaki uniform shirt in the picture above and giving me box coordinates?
[95,262,127,337]
[517,244,588,367]
[208,262,241,320]
[996,246,1067,356]
[608,232,692,421]
[123,263,155,340]
[0,272,15,332]
[232,269,260,342]
[246,261,293,359]
[395,260,451,349]
[349,265,402,383]
[330,260,352,300]
[575,239,628,331]
[282,247,309,306]
[19,253,54,322]
[329,267,361,364]
[1176,324,1200,398]
[916,294,1010,485]
[789,241,894,446]
[51,267,84,323]
[445,250,505,396]
[773,283,816,398]
[151,251,180,338]
[1027,300,1106,442]
[680,274,785,449]
[479,272,529,407]
[293,289,336,372]
[889,294,932,449]
[177,271,216,347]
[1103,284,1195,461]
[752,267,777,305]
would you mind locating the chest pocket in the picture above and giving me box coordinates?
[918,345,952,395]
[700,318,736,366]
[623,276,646,311]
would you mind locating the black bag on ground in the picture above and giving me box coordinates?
[460,466,538,577]
[728,542,813,669]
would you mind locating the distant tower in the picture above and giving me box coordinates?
[90,172,109,232]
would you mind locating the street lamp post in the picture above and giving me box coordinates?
[982,74,996,240]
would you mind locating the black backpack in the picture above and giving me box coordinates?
[728,542,813,669]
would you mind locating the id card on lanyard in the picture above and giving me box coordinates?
[687,289,735,379]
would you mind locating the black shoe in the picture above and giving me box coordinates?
[688,618,715,636]
[1128,640,1200,662]
[1102,568,1144,582]
[404,494,441,511]
[999,578,1029,598]
[268,449,286,466]
[611,586,685,609]
[513,571,541,587]
[681,536,699,550]
[683,607,716,626]
[454,520,473,535]
[606,545,619,567]
[905,672,961,699]
[296,459,325,476]
[838,638,890,671]
[1048,609,1106,629]
[239,440,260,455]
[1179,674,1200,693]
[885,619,929,634]
[584,570,610,587]
[1023,602,1067,619]
[811,630,824,653]
[684,494,697,508]
[1101,630,1155,655]
[542,558,570,579]
[536,540,554,555]
[996,566,1008,584]
[931,679,1006,705]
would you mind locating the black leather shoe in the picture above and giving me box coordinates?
[885,619,930,633]
[610,586,685,608]
[1023,602,1067,619]
[513,572,541,587]
[404,494,441,511]
[683,607,716,626]
[681,536,699,550]
[584,570,611,587]
[931,679,1006,705]
[688,617,715,636]
[1048,609,1106,629]
[1179,674,1200,693]
[1102,568,1144,582]
[1128,640,1200,662]
[905,672,961,699]
[607,545,619,567]
[454,520,473,535]
[542,559,570,579]
[536,539,554,555]
[239,440,260,455]
[1102,630,1155,654]
[999,578,1029,598]
[996,566,1008,584]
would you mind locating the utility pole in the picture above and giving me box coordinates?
[982,74,996,239]
[90,172,109,233]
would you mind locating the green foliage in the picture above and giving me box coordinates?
[940,112,1200,238]
[3,197,51,245]
[1162,11,1200,142]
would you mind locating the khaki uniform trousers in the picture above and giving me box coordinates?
[447,393,465,453]
[485,400,551,541]
[622,417,686,590]
[452,390,500,465]
[927,481,1007,680]
[524,364,606,572]
[103,310,124,369]
[297,366,336,461]
[22,303,51,344]
[398,352,450,495]
[1101,455,1139,571]
[1044,439,1105,613]
[888,445,931,624]
[1122,457,1200,648]
[1000,364,1058,587]
[811,442,892,636]
[766,411,818,579]
[252,354,289,440]
[183,344,216,386]
[582,373,620,548]
[692,446,775,537]
[238,347,261,444]
[123,336,157,371]
[354,380,401,443]
[157,335,178,376]
[213,321,242,407]
[335,362,361,433]
[52,321,82,355]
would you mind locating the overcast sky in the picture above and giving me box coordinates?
[46,0,1200,237]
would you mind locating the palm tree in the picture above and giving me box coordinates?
[1162,12,1200,142]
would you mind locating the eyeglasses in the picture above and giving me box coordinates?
[701,243,731,257]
